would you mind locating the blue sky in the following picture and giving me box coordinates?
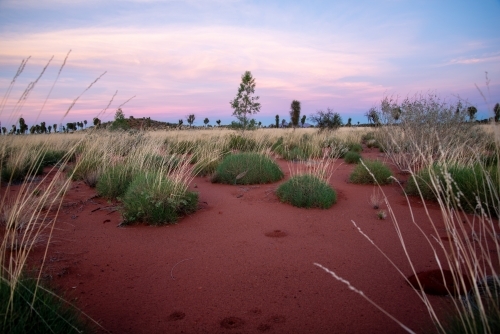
[0,0,499,128]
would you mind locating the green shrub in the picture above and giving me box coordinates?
[405,164,499,214]
[347,142,363,153]
[96,164,137,199]
[1,156,44,183]
[344,151,361,164]
[277,174,336,209]
[227,134,257,152]
[121,171,198,225]
[0,278,87,333]
[349,159,393,185]
[212,153,284,185]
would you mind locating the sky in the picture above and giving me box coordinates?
[0,0,499,128]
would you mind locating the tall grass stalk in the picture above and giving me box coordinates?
[316,99,500,332]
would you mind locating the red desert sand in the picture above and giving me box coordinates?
[13,148,498,333]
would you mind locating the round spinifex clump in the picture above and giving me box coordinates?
[96,164,137,200]
[344,151,361,164]
[349,159,392,185]
[212,152,284,185]
[276,174,336,209]
[121,171,198,225]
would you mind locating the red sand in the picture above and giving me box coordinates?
[11,147,498,333]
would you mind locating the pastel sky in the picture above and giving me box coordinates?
[1,0,499,128]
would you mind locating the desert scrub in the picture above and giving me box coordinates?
[405,163,499,214]
[344,151,361,164]
[349,159,393,185]
[121,171,198,225]
[212,152,284,185]
[96,164,138,199]
[276,174,336,209]
[0,277,88,333]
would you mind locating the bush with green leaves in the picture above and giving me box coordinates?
[344,151,361,164]
[212,153,284,185]
[405,163,499,215]
[349,159,393,185]
[121,171,198,225]
[277,174,336,209]
[96,164,138,199]
[0,278,88,333]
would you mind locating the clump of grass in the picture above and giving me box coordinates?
[96,164,138,200]
[405,163,499,215]
[347,142,363,153]
[227,134,257,152]
[1,151,45,183]
[276,174,336,209]
[212,153,284,185]
[349,159,393,185]
[143,154,180,172]
[121,171,198,225]
[0,278,88,333]
[344,151,361,164]
[376,210,387,220]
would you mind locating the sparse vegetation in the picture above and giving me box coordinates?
[349,159,393,185]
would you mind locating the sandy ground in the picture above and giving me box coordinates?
[8,147,497,333]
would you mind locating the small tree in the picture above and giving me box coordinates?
[1,127,6,135]
[48,125,52,133]
[300,115,306,127]
[275,115,280,128]
[40,122,47,133]
[187,114,195,127]
[230,71,261,131]
[84,120,87,128]
[216,119,221,127]
[309,108,343,131]
[18,117,27,134]
[467,106,478,121]
[281,119,286,128]
[494,103,500,122]
[93,118,101,128]
[53,123,58,133]
[365,107,380,125]
[204,117,209,127]
[110,108,129,131]
[290,100,301,129]
[178,119,183,127]
[347,118,352,127]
